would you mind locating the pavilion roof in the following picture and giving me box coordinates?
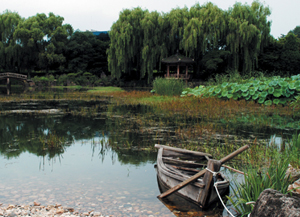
[161,53,194,64]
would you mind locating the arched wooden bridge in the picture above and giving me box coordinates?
[0,72,34,85]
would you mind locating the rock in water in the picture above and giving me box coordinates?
[250,189,300,217]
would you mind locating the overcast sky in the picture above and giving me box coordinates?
[3,0,299,39]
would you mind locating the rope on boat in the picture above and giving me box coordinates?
[206,168,235,217]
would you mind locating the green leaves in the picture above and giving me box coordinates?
[181,75,300,106]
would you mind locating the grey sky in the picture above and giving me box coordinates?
[3,0,298,38]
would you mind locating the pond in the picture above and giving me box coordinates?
[0,95,298,216]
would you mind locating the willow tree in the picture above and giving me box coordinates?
[108,7,147,80]
[140,11,165,83]
[163,7,189,54]
[226,0,271,74]
[182,2,227,75]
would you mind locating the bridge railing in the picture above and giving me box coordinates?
[0,72,28,80]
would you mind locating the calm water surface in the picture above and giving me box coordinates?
[1,92,296,216]
[0,111,234,216]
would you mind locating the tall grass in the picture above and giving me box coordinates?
[152,77,185,96]
[288,133,300,168]
[228,155,291,216]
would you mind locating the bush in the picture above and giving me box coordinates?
[152,77,186,96]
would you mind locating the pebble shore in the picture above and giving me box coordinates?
[0,203,106,217]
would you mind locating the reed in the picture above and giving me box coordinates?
[152,77,185,96]
[228,155,291,216]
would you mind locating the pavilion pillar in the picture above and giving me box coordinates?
[177,65,180,78]
[167,65,170,77]
[185,65,188,78]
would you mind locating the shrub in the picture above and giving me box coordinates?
[152,77,185,96]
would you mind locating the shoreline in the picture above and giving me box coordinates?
[0,203,105,217]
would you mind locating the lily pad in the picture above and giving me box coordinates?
[241,85,248,92]
[242,91,249,97]
[278,80,288,87]
[273,89,282,97]
[258,97,266,104]
[221,90,228,97]
[268,87,275,94]
[260,91,268,98]
[215,87,222,94]
[273,99,280,105]
[252,93,260,100]
[221,82,229,88]
[264,100,272,106]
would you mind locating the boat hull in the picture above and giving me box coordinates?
[156,147,229,208]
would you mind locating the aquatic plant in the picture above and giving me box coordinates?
[152,77,186,96]
[39,131,66,150]
[287,133,300,168]
[228,156,291,216]
[181,75,300,106]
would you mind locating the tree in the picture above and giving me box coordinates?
[290,26,300,38]
[13,12,73,73]
[65,31,109,75]
[108,7,147,81]
[226,1,271,74]
[279,33,300,74]
[182,2,227,75]
[0,10,22,71]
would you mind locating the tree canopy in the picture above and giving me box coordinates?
[108,0,273,82]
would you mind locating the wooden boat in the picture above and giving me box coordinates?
[156,175,226,216]
[155,144,230,209]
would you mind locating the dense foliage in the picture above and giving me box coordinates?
[152,78,185,96]
[108,1,273,82]
[181,74,300,106]
[1,0,300,85]
[0,10,109,78]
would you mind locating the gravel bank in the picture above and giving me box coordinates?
[0,203,106,217]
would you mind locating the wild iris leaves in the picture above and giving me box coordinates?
[182,75,300,106]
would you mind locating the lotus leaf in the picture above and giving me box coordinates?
[295,80,300,88]
[260,91,268,98]
[279,98,286,104]
[208,87,215,93]
[215,87,222,94]
[242,91,249,97]
[221,90,228,97]
[253,80,260,86]
[233,93,239,100]
[273,99,280,105]
[258,97,265,104]
[252,93,259,100]
[241,85,248,92]
[252,85,259,91]
[289,82,296,90]
[268,87,274,94]
[227,93,233,98]
[287,89,295,95]
[249,89,256,95]
[279,81,288,87]
[264,100,272,106]
[221,82,228,88]
[273,89,282,97]
[296,87,300,92]
[258,85,266,91]
[245,95,251,100]
[269,80,278,86]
